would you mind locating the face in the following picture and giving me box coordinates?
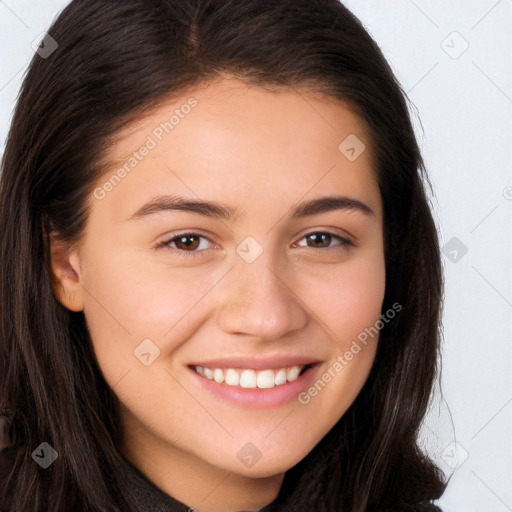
[51,78,385,491]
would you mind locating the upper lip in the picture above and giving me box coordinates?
[188,355,322,370]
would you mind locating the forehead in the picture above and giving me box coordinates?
[94,78,382,223]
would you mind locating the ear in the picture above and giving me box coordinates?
[49,234,85,312]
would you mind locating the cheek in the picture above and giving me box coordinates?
[80,248,225,379]
[294,252,385,407]
[299,250,386,344]
[82,246,204,329]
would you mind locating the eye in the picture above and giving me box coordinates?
[156,230,355,258]
[294,231,355,252]
[156,232,215,257]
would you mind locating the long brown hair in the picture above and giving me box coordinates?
[0,0,447,510]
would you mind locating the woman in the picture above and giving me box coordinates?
[0,0,447,510]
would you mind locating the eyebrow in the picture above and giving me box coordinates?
[127,194,375,222]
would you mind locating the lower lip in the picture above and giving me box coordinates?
[188,364,321,409]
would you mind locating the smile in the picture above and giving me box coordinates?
[192,364,311,389]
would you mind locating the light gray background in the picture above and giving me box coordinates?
[1,1,511,510]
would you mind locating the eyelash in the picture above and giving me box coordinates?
[156,231,355,258]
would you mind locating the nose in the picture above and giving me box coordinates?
[215,247,308,340]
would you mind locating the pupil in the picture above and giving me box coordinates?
[176,235,199,250]
[309,233,329,248]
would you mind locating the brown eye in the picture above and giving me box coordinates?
[173,234,201,251]
[306,233,332,248]
[296,231,354,251]
[157,232,213,257]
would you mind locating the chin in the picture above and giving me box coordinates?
[206,444,312,479]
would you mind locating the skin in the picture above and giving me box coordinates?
[50,77,386,512]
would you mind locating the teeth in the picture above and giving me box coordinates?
[225,368,239,386]
[287,366,300,381]
[213,368,224,383]
[240,369,257,388]
[274,368,287,386]
[193,365,307,388]
[256,369,275,389]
